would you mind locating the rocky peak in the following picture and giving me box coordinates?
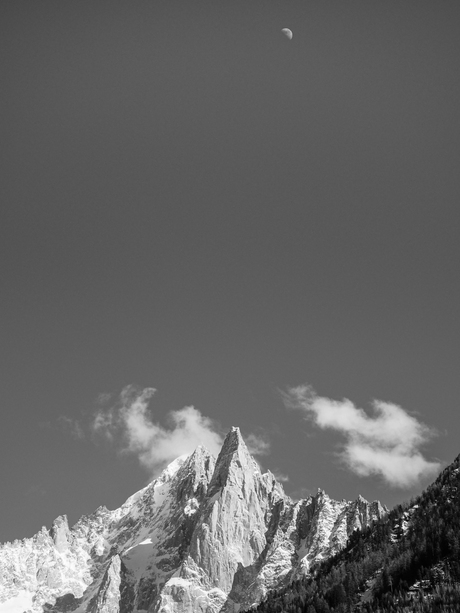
[207,426,259,497]
[89,555,122,613]
[180,444,215,482]
[172,445,216,506]
[215,426,249,466]
[50,515,70,553]
[350,494,388,529]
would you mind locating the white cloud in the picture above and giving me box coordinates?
[92,385,223,476]
[283,384,441,488]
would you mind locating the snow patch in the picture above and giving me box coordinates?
[184,498,199,516]
[161,455,189,481]
[123,540,155,580]
[165,577,191,588]
[0,591,34,613]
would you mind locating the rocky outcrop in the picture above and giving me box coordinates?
[50,516,71,554]
[0,428,387,613]
[188,429,283,597]
[89,556,122,613]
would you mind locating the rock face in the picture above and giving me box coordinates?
[0,428,387,613]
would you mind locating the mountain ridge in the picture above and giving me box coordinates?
[0,427,387,613]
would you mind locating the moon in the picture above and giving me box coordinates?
[282,28,293,40]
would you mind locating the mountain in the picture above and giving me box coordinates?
[0,428,387,613]
[251,453,460,613]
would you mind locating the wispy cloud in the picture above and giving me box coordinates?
[58,415,85,440]
[283,384,441,488]
[24,483,47,498]
[289,485,314,502]
[272,469,289,483]
[91,385,224,476]
[245,432,271,457]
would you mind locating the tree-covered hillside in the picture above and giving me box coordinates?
[250,454,460,612]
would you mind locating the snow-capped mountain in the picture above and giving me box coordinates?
[0,428,387,613]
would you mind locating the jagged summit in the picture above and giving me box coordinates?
[181,443,215,474]
[50,515,70,554]
[207,426,260,497]
[229,424,242,435]
[217,425,247,458]
[0,427,388,613]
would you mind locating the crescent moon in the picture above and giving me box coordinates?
[282,28,293,40]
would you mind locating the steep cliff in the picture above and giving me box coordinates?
[0,428,386,613]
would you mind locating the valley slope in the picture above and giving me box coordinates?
[251,453,460,612]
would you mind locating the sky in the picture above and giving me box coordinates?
[1,0,460,543]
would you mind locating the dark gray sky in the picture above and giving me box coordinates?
[1,0,460,543]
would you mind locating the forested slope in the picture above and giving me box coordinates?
[250,454,460,612]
